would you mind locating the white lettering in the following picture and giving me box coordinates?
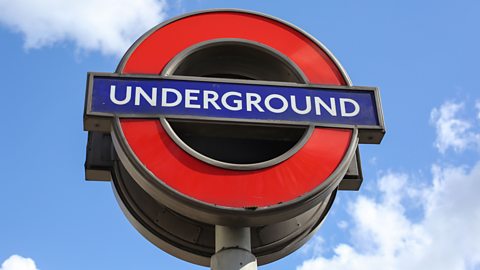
[340,98,360,117]
[314,97,337,116]
[265,94,288,113]
[110,85,131,105]
[108,84,363,122]
[161,88,182,107]
[246,93,265,112]
[291,95,311,114]
[134,87,157,106]
[221,91,243,111]
[203,90,221,110]
[185,89,200,109]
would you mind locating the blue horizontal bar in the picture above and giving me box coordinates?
[90,75,380,127]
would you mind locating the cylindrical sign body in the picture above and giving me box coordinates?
[83,8,386,267]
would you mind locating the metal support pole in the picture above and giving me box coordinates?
[211,225,258,270]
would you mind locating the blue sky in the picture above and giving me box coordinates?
[1,0,479,269]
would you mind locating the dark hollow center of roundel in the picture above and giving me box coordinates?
[168,43,309,164]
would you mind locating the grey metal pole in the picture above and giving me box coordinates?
[211,225,258,270]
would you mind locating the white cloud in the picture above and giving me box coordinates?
[430,101,480,153]
[1,255,38,270]
[297,163,480,270]
[0,0,168,56]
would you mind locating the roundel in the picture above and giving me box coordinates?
[112,10,357,218]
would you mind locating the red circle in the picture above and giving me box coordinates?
[118,11,352,208]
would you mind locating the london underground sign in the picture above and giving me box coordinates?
[84,9,385,269]
[87,74,382,130]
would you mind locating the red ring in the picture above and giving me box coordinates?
[119,11,352,208]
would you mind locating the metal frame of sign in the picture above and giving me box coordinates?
[85,72,385,144]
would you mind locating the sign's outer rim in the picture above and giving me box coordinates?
[109,8,365,225]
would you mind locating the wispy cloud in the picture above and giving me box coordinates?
[430,101,480,153]
[1,255,38,270]
[0,0,168,56]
